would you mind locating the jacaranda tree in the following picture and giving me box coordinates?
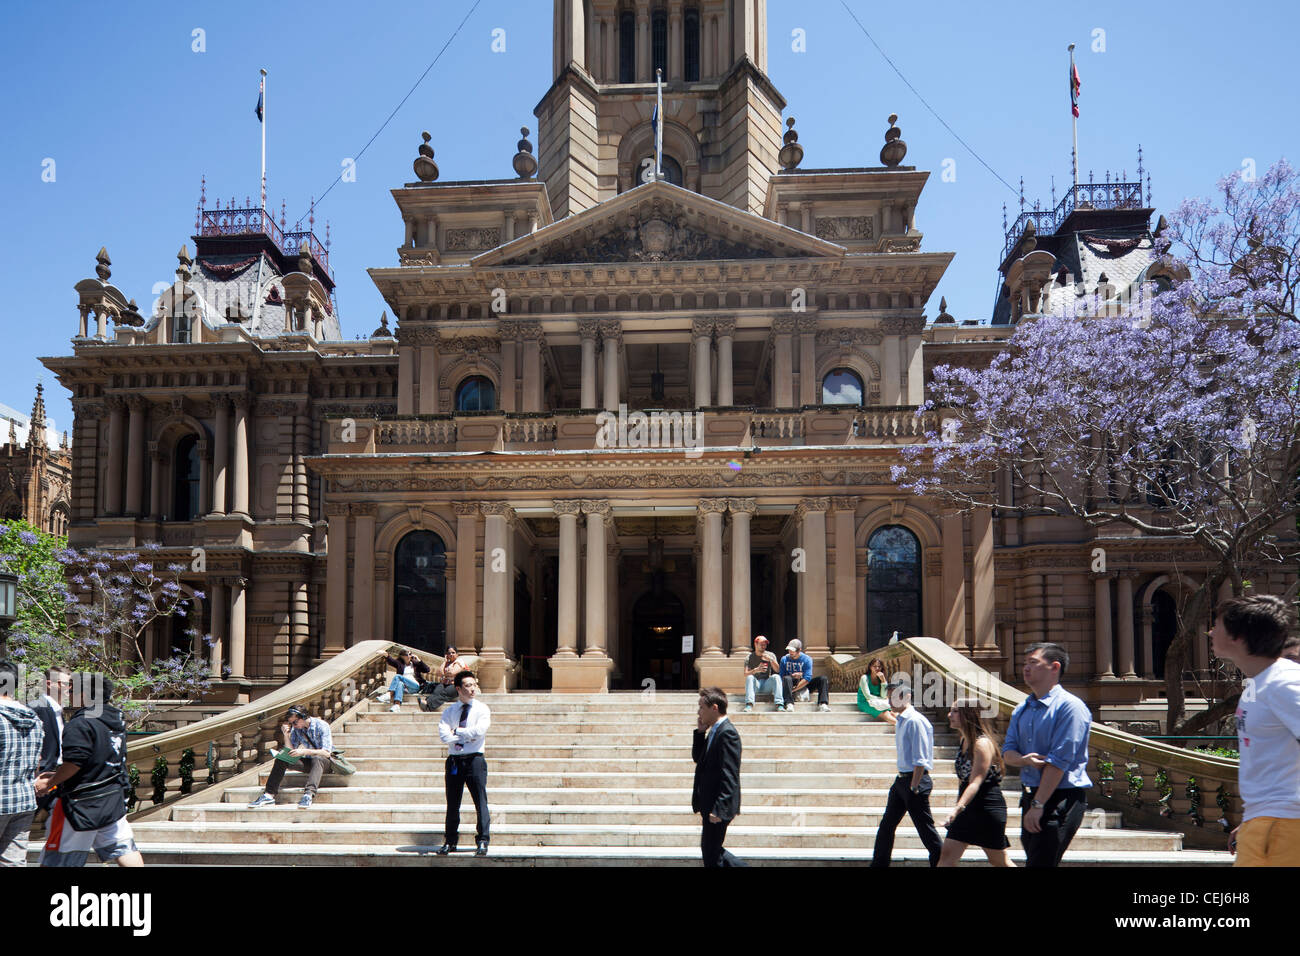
[894,160,1300,734]
[2,526,215,730]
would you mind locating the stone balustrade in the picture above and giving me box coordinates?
[851,407,938,440]
[823,637,1240,850]
[123,641,398,818]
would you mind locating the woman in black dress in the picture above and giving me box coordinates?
[937,698,1014,866]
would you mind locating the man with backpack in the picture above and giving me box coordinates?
[34,673,143,867]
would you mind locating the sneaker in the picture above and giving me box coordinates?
[819,703,830,712]
[297,793,314,809]
[389,703,401,713]
[776,704,786,711]
[248,793,276,809]
[374,691,391,703]
[743,704,753,713]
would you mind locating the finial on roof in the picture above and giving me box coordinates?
[32,383,45,426]
[95,247,111,281]
[371,311,395,338]
[1018,177,1025,212]
[1146,173,1152,206]
[176,244,192,282]
[120,298,144,327]
[200,173,207,208]
[1050,175,1057,209]
[61,430,68,450]
[280,199,287,231]
[8,419,15,447]
[934,297,955,324]
[513,126,537,179]
[414,131,440,183]
[1002,202,1007,233]
[1154,214,1168,238]
[779,116,804,171]
[325,221,331,250]
[308,197,315,232]
[879,113,906,167]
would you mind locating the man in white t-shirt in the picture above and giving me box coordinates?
[1210,594,1300,867]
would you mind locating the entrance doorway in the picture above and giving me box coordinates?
[630,586,692,691]
[1151,589,1177,680]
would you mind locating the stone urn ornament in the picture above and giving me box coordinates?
[413,131,440,183]
[880,113,907,167]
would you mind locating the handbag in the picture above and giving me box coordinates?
[60,776,127,832]
[330,750,357,776]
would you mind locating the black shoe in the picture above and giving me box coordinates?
[475,839,488,857]
[436,843,456,855]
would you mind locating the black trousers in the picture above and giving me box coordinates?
[423,684,458,711]
[871,772,943,867]
[1019,786,1087,868]
[444,753,489,845]
[782,674,830,706]
[700,815,746,867]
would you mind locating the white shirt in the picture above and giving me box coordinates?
[438,697,491,756]
[1236,658,1300,821]
[402,664,416,680]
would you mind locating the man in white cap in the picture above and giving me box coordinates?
[779,639,831,712]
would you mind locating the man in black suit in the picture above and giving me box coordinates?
[691,686,744,867]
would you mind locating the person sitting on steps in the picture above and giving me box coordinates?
[421,647,467,712]
[248,706,335,810]
[779,639,831,712]
[376,649,430,713]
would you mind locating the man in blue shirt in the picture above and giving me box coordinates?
[779,639,831,712]
[1003,642,1092,867]
[870,676,943,866]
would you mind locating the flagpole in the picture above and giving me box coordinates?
[655,68,664,180]
[260,68,268,213]
[1068,45,1078,188]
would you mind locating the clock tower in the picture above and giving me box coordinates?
[536,0,785,219]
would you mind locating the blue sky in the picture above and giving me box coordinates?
[2,0,1296,430]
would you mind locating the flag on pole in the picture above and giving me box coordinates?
[653,69,664,179]
[256,79,264,123]
[1069,54,1081,117]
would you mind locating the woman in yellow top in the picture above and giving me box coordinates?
[856,657,897,725]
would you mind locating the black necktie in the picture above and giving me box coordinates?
[458,702,471,728]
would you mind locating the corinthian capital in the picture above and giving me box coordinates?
[452,501,481,517]
[552,499,583,516]
[691,316,715,338]
[727,498,758,515]
[697,498,729,515]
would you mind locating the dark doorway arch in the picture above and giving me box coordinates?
[172,434,201,521]
[631,587,690,690]
[393,531,447,654]
[1151,589,1177,680]
[866,525,922,650]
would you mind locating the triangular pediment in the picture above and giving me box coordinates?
[473,180,846,268]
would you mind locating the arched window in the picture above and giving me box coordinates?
[619,10,636,82]
[651,9,668,78]
[394,531,448,653]
[637,154,684,187]
[684,7,701,81]
[455,376,497,412]
[172,435,201,521]
[822,368,865,405]
[866,526,922,650]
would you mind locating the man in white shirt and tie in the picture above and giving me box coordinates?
[436,671,491,857]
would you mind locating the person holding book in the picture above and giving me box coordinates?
[248,706,334,810]
[856,657,897,726]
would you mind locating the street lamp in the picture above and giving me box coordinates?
[0,569,16,657]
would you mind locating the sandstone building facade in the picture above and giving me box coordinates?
[42,0,1280,707]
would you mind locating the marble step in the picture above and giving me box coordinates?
[340,756,945,773]
[332,730,941,746]
[60,842,1233,867]
[255,769,979,789]
[175,801,1123,829]
[342,745,954,760]
[125,820,1185,851]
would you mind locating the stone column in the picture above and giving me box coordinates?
[324,504,349,655]
[478,502,518,693]
[228,576,248,682]
[941,512,967,647]
[1116,573,1137,678]
[697,499,728,663]
[419,340,440,414]
[500,333,519,413]
[798,317,818,406]
[231,394,251,518]
[798,498,831,657]
[197,441,211,519]
[291,579,310,674]
[209,580,227,676]
[832,497,858,654]
[148,444,162,520]
[579,321,599,408]
[553,501,582,656]
[1095,573,1114,678]
[210,395,229,516]
[636,9,650,81]
[772,318,795,407]
[453,502,480,652]
[971,508,997,649]
[693,317,713,408]
[124,397,146,516]
[1140,606,1155,679]
[715,318,735,406]
[293,412,311,523]
[521,328,543,412]
[582,501,612,655]
[351,504,376,643]
[397,345,415,415]
[105,397,124,516]
[729,499,756,653]
[600,320,621,412]
[668,1,683,80]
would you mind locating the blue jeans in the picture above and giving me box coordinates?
[389,675,420,702]
[745,675,784,706]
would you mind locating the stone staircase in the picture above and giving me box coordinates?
[115,693,1233,866]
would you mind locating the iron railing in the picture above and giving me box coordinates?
[198,205,332,277]
[1003,179,1145,260]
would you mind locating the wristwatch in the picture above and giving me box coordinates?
[1031,799,1046,809]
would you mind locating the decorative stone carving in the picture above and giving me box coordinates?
[439,336,501,354]
[552,499,583,516]
[713,317,736,336]
[452,501,481,516]
[727,498,758,514]
[817,327,884,346]
[349,502,378,517]
[815,217,874,241]
[770,316,798,334]
[794,497,831,519]
[691,317,715,337]
[577,320,600,342]
[879,316,926,336]
[697,498,729,514]
[444,228,502,251]
[325,502,350,517]
[580,500,612,517]
[480,501,516,520]
[597,319,623,343]
[882,238,920,253]
[831,496,859,511]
